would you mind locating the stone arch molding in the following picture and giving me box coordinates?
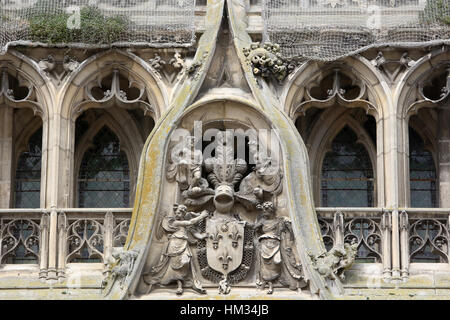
[283,56,391,122]
[308,110,378,207]
[0,50,51,120]
[394,49,449,207]
[396,49,450,120]
[60,49,168,122]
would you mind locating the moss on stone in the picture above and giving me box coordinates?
[29,6,128,45]
[420,0,450,25]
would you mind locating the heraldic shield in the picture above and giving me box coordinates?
[206,219,245,276]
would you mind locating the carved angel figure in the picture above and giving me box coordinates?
[254,201,304,294]
[237,152,283,210]
[167,136,203,190]
[167,136,214,208]
[143,204,209,295]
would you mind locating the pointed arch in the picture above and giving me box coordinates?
[408,126,438,208]
[0,51,50,208]
[74,110,143,208]
[0,50,51,120]
[320,125,375,207]
[395,49,449,207]
[14,126,43,209]
[60,49,168,121]
[283,57,387,207]
[76,124,130,208]
[296,106,378,207]
[282,56,390,123]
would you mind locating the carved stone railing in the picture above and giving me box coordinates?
[1,207,449,284]
[316,207,450,281]
[0,208,132,281]
[398,208,450,280]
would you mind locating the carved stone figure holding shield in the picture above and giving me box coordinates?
[143,204,208,295]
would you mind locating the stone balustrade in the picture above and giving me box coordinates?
[1,207,448,283]
[0,208,131,281]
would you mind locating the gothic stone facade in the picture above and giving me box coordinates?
[0,1,449,300]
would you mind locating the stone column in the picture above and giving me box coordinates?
[381,211,392,279]
[47,208,58,281]
[44,112,73,208]
[0,107,14,208]
[44,111,74,281]
[382,104,403,279]
[438,107,450,208]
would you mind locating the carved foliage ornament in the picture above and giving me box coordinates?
[38,55,80,85]
[186,51,209,81]
[148,51,186,84]
[370,51,416,83]
[73,68,155,117]
[293,68,376,118]
[243,42,296,83]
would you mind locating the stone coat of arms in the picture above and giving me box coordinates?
[205,219,245,275]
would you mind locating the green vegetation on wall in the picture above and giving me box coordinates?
[420,0,450,25]
[29,6,128,44]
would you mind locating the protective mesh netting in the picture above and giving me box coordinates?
[0,0,196,54]
[263,0,450,61]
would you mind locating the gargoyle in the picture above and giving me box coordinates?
[309,242,358,281]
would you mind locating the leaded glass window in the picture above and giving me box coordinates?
[321,126,374,207]
[409,128,437,208]
[78,127,130,208]
[14,128,42,208]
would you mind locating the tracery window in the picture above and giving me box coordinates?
[321,126,374,207]
[14,128,42,208]
[78,126,130,208]
[409,127,437,208]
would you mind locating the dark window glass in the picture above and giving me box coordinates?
[409,128,437,208]
[78,127,130,208]
[321,126,374,207]
[14,128,42,208]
